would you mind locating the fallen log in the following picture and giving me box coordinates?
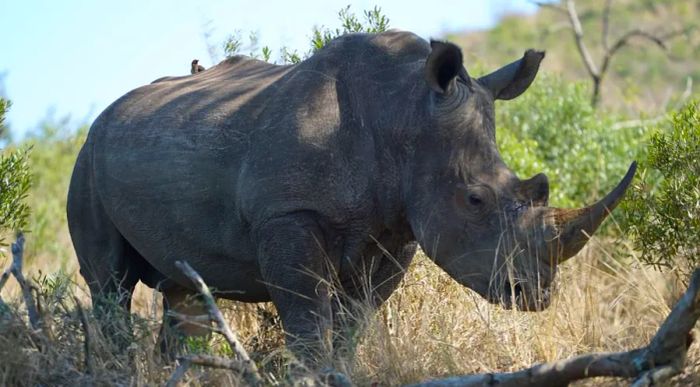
[407,268,700,387]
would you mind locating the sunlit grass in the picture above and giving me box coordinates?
[1,233,698,385]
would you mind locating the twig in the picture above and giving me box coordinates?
[166,310,212,324]
[0,266,11,293]
[406,268,700,387]
[164,354,244,387]
[610,115,667,130]
[601,0,613,51]
[174,260,263,386]
[74,297,94,375]
[565,0,600,80]
[631,365,679,387]
[180,354,245,371]
[165,357,192,387]
[10,233,41,331]
[0,264,11,310]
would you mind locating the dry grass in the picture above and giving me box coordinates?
[0,236,698,386]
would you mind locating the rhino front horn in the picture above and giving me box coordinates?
[549,161,637,262]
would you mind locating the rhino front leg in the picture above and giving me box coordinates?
[332,241,417,358]
[255,213,335,365]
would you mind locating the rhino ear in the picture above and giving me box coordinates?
[478,49,545,100]
[425,40,464,94]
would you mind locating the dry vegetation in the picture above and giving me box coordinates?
[1,229,698,385]
[2,3,699,385]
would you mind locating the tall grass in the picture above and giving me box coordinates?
[0,237,698,385]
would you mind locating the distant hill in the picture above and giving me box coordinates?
[448,0,699,113]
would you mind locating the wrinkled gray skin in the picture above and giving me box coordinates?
[67,30,635,360]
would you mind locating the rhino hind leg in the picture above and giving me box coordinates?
[72,222,143,350]
[157,284,212,361]
[68,161,146,349]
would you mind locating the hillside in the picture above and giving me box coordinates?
[449,0,699,113]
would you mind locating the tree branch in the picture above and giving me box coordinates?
[406,268,700,387]
[74,297,94,375]
[601,0,613,51]
[0,262,11,310]
[610,115,667,130]
[563,0,604,106]
[9,233,41,331]
[600,26,691,86]
[531,0,695,107]
[180,354,246,371]
[174,260,263,386]
[165,354,248,387]
[165,357,191,387]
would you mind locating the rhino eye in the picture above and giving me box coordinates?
[467,193,483,206]
[455,183,493,213]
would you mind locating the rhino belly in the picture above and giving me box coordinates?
[94,141,269,301]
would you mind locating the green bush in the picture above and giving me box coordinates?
[310,6,389,53]
[223,6,390,64]
[623,100,700,275]
[0,98,31,247]
[496,74,651,208]
[23,121,87,263]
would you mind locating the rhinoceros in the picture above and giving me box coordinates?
[67,30,635,359]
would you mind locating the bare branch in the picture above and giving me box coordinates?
[565,0,600,79]
[165,355,247,387]
[631,365,679,387]
[600,26,691,84]
[0,266,10,293]
[166,310,213,332]
[74,297,94,375]
[175,260,263,386]
[536,0,694,107]
[0,265,11,310]
[610,115,667,130]
[602,0,613,51]
[165,358,191,387]
[407,268,700,387]
[10,233,41,331]
[166,310,212,324]
[180,354,246,371]
[610,29,668,55]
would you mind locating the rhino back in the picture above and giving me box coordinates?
[80,30,430,292]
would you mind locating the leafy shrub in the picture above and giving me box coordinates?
[0,99,31,246]
[223,6,390,64]
[496,74,651,208]
[310,6,390,53]
[23,121,87,263]
[623,100,700,275]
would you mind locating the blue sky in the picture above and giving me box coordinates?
[0,0,537,138]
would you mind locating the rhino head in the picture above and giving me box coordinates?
[406,41,635,311]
